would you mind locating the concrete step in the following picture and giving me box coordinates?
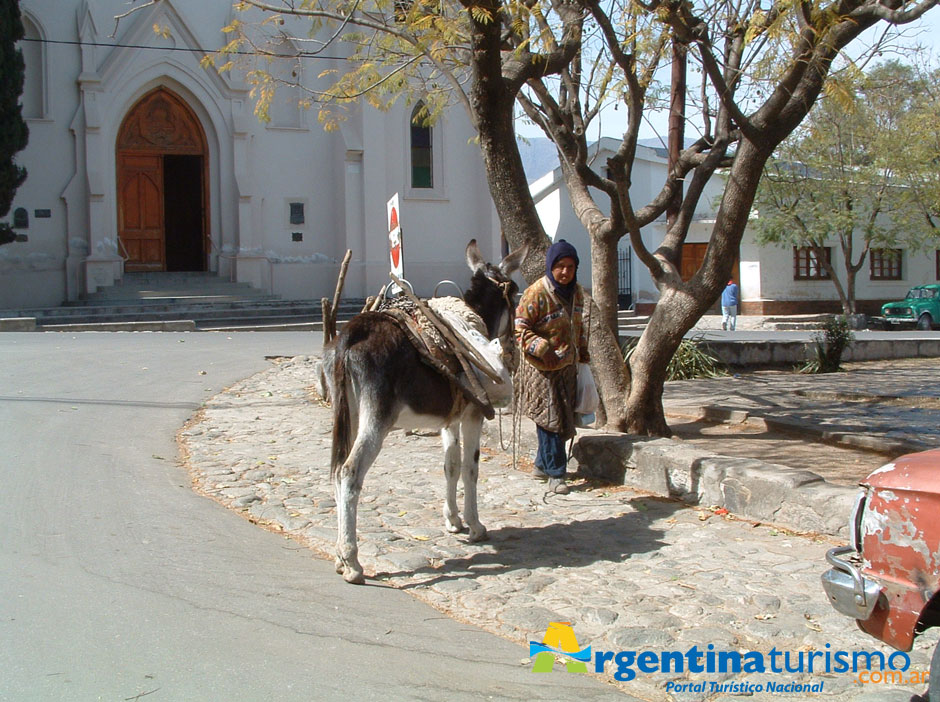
[73,287,274,302]
[77,277,269,302]
[62,294,283,309]
[29,302,366,327]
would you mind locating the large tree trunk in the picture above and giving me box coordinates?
[466,6,549,280]
[590,232,620,335]
[586,234,630,430]
[584,294,630,430]
[845,268,857,315]
[624,287,704,434]
[624,139,771,434]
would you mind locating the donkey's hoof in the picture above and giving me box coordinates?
[334,557,345,574]
[343,567,365,585]
[468,525,488,542]
[445,519,465,534]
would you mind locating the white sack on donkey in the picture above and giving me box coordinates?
[428,296,513,408]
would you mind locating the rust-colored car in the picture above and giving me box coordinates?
[822,449,940,695]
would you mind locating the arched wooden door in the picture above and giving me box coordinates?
[117,88,208,272]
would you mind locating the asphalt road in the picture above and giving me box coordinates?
[0,332,622,702]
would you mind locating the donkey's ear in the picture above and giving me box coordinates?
[499,244,528,276]
[465,239,486,274]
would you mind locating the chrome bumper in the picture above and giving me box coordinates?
[821,546,884,621]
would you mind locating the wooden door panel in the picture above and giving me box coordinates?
[118,154,164,271]
[680,243,708,281]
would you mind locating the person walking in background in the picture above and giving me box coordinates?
[514,239,591,495]
[721,279,739,331]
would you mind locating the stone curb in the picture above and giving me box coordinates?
[572,431,858,537]
[697,337,940,366]
[0,317,36,331]
[38,320,197,332]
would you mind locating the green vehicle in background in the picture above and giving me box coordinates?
[879,284,940,330]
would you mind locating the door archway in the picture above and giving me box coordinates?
[116,88,208,272]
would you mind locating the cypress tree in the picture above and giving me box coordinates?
[0,0,29,246]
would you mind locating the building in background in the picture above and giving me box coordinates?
[524,137,940,316]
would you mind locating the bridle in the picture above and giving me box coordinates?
[484,274,518,372]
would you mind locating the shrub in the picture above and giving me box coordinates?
[623,335,727,381]
[801,315,855,373]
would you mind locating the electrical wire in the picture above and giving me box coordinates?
[18,36,346,61]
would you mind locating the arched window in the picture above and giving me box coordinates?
[20,14,45,118]
[410,104,433,189]
[268,39,302,128]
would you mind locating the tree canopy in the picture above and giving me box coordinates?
[753,60,940,314]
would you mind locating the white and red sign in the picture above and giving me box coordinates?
[387,194,403,283]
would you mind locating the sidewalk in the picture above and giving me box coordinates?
[180,355,940,702]
[662,357,940,454]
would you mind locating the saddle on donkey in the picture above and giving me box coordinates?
[376,295,512,420]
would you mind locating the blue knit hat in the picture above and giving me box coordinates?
[545,239,579,298]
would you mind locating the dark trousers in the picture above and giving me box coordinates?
[535,425,567,478]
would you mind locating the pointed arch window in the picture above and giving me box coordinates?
[20,14,46,119]
[268,39,302,129]
[410,104,433,189]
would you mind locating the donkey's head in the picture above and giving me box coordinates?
[463,239,528,343]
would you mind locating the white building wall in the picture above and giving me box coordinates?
[758,243,939,309]
[1,8,80,308]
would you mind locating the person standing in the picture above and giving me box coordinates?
[514,239,591,495]
[721,279,739,331]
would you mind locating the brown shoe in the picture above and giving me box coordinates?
[548,478,570,495]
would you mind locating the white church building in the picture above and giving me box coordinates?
[2,0,500,310]
[7,1,937,317]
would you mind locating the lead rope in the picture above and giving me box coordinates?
[497,408,509,451]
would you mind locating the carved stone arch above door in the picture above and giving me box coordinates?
[117,87,206,154]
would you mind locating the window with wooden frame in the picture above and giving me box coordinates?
[793,246,831,280]
[870,248,903,281]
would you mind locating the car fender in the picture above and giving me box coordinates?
[857,454,940,650]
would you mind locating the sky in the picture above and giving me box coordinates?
[514,8,940,145]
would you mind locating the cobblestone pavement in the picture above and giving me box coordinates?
[662,358,940,454]
[180,356,937,702]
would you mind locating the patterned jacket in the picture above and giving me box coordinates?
[515,276,591,372]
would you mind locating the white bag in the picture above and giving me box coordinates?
[574,362,599,414]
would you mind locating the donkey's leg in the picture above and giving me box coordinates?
[441,425,464,533]
[459,411,487,542]
[334,414,386,584]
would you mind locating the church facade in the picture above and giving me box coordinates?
[3,0,499,309]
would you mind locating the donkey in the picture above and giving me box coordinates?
[330,239,526,583]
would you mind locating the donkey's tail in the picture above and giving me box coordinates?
[331,343,352,479]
